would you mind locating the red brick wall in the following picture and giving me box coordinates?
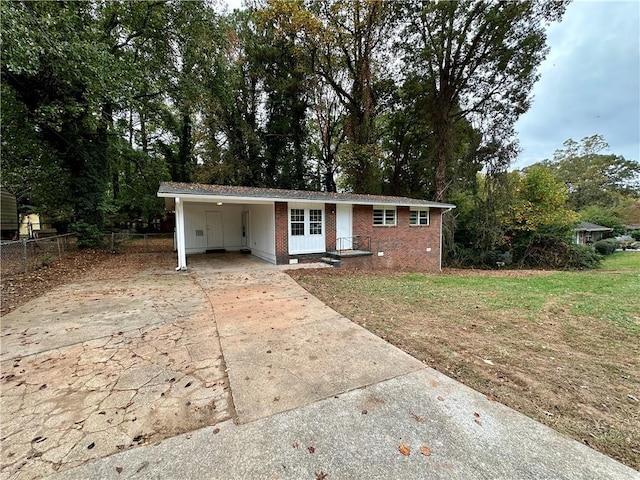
[325,203,336,252]
[274,202,289,264]
[352,205,442,271]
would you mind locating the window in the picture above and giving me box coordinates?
[410,209,430,226]
[291,208,305,236]
[373,208,396,226]
[309,209,322,235]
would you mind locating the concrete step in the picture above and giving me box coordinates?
[320,257,341,267]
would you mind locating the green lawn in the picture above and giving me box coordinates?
[289,251,640,469]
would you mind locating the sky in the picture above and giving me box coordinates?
[513,0,640,169]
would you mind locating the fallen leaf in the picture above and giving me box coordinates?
[292,442,299,448]
[212,428,220,434]
[482,359,494,365]
[419,446,432,456]
[308,446,315,453]
[315,472,328,480]
[474,418,482,426]
[398,444,410,456]
[87,442,95,450]
[437,396,444,401]
[115,466,123,474]
[473,412,480,418]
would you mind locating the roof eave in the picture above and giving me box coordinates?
[158,190,456,209]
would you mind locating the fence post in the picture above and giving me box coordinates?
[56,237,62,259]
[144,234,148,252]
[21,238,27,273]
[111,232,115,253]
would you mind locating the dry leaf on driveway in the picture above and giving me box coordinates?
[419,446,432,456]
[398,444,410,456]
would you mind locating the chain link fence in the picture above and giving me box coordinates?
[1,232,176,276]
[108,232,175,253]
[1,234,78,276]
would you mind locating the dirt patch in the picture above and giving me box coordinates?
[1,250,174,316]
[289,267,640,470]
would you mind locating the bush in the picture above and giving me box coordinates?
[593,238,619,255]
[515,235,602,269]
[631,230,640,241]
[72,221,104,248]
[479,250,513,268]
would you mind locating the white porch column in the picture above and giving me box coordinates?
[175,197,187,271]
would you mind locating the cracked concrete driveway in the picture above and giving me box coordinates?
[1,254,232,480]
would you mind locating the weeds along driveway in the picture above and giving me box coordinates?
[0,254,232,480]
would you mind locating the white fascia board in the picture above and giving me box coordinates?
[158,191,455,209]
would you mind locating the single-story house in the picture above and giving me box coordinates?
[157,182,455,271]
[574,221,613,245]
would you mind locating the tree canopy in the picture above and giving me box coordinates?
[3,0,597,259]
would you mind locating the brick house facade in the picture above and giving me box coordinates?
[158,182,454,272]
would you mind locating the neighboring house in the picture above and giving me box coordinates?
[574,222,613,245]
[157,182,456,271]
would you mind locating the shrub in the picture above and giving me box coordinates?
[631,230,640,241]
[515,235,602,269]
[72,221,104,248]
[593,238,619,255]
[479,250,513,268]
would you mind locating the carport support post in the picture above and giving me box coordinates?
[175,197,187,270]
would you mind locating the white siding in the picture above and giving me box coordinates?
[246,203,276,263]
[288,202,326,254]
[183,202,244,253]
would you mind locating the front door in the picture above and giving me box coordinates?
[205,211,223,248]
[336,204,353,251]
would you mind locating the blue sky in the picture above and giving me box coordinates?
[513,1,640,168]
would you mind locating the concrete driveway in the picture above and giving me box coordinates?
[1,256,232,480]
[1,253,637,479]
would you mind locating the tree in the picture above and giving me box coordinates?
[504,165,579,242]
[399,0,568,201]
[306,0,395,193]
[542,135,640,210]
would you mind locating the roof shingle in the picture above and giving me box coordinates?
[158,182,456,208]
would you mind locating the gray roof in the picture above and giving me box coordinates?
[575,221,613,232]
[158,182,456,209]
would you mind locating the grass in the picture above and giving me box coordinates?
[289,252,640,470]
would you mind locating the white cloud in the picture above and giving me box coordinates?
[514,0,640,168]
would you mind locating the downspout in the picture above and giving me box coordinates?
[439,207,454,271]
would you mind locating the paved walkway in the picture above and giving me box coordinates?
[1,253,637,479]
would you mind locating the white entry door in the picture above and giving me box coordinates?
[336,204,353,251]
[205,211,223,248]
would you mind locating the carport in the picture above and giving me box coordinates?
[159,184,278,270]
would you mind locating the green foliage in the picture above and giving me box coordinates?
[72,221,104,249]
[631,231,640,241]
[505,165,579,242]
[542,135,640,211]
[579,205,627,235]
[594,238,620,256]
[515,235,602,270]
[399,0,568,200]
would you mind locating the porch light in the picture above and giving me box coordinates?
[217,202,223,206]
